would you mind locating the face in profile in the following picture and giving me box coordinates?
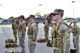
[73,21,77,25]
[28,17,35,23]
[52,13,62,21]
[52,14,57,21]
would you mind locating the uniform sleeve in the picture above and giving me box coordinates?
[22,22,26,31]
[18,21,26,31]
[77,26,80,34]
[61,25,71,39]
[32,24,38,40]
[12,23,14,29]
[51,28,55,38]
[61,25,71,51]
[12,23,17,29]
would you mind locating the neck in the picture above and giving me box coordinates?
[20,19,23,22]
[74,24,77,26]
[56,18,62,26]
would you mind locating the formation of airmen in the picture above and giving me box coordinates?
[11,9,80,53]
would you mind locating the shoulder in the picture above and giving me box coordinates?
[33,23,36,24]
[61,22,69,28]
[31,23,38,28]
[19,21,26,25]
[22,21,26,23]
[60,22,71,32]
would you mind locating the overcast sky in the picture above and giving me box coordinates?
[0,0,80,19]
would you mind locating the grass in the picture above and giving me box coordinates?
[0,23,11,25]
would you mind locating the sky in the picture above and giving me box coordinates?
[0,0,80,19]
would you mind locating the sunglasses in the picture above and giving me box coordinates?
[52,14,59,16]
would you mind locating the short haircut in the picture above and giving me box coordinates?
[19,15,25,19]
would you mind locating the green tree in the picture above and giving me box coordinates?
[42,14,48,18]
[0,17,3,20]
[63,17,74,20]
[35,12,41,18]
[8,16,14,19]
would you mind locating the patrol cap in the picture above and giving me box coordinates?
[52,9,64,16]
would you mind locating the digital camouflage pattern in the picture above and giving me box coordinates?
[71,26,80,53]
[12,19,18,42]
[27,23,38,53]
[44,19,49,41]
[51,22,71,53]
[18,20,26,53]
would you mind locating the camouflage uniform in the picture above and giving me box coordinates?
[50,9,71,53]
[71,25,80,53]
[51,22,71,53]
[18,19,26,53]
[27,22,38,53]
[44,19,49,41]
[12,18,18,42]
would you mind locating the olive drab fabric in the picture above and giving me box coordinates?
[18,21,26,31]
[51,22,71,53]
[71,26,80,53]
[12,18,18,29]
[27,23,38,38]
[72,26,80,37]
[27,24,33,35]
[44,19,49,41]
[44,25,49,32]
[44,25,49,41]
[18,20,26,53]
[12,23,18,29]
[27,23,38,53]
[12,19,18,42]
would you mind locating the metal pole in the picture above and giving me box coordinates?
[73,3,74,18]
[38,4,42,15]
[0,4,2,6]
[72,1,75,18]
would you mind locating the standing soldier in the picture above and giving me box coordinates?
[18,15,26,53]
[12,17,18,43]
[43,13,53,42]
[50,9,71,53]
[44,19,49,41]
[69,21,80,53]
[27,15,38,53]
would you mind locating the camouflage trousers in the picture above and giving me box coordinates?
[73,36,79,53]
[53,38,70,53]
[28,38,36,53]
[54,48,63,53]
[18,31,25,53]
[13,29,17,42]
[45,31,49,41]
